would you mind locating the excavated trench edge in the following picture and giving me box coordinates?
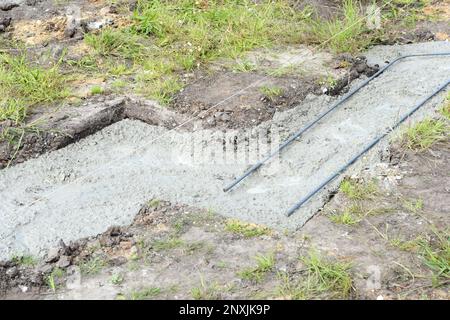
[0,60,373,169]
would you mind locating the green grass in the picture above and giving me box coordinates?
[402,198,424,214]
[0,53,68,129]
[46,267,65,293]
[382,0,427,29]
[300,251,353,299]
[84,29,146,61]
[440,92,450,120]
[82,0,310,104]
[276,252,353,299]
[418,229,449,285]
[79,256,107,275]
[130,287,161,300]
[401,118,448,151]
[191,276,223,300]
[305,0,370,53]
[225,219,271,238]
[147,198,161,208]
[151,237,184,251]
[232,59,257,73]
[111,273,124,285]
[389,235,424,252]
[90,85,104,95]
[238,253,275,283]
[340,179,378,200]
[319,74,338,88]
[329,209,361,226]
[78,0,419,104]
[259,85,284,100]
[275,271,309,300]
[11,254,37,267]
[268,63,299,77]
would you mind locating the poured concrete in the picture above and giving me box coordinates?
[1,42,449,260]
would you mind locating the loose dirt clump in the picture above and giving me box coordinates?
[172,56,377,129]
[172,72,320,129]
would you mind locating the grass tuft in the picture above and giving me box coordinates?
[300,251,353,298]
[0,53,68,129]
[259,85,284,100]
[79,256,107,275]
[191,276,222,300]
[329,208,361,226]
[152,237,184,251]
[401,118,448,151]
[84,29,145,61]
[83,0,311,103]
[418,229,449,285]
[238,253,275,283]
[225,219,271,238]
[305,0,370,53]
[130,287,161,300]
[340,179,378,200]
[90,85,104,95]
[11,254,36,267]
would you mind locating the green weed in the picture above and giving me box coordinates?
[259,85,284,100]
[225,219,271,238]
[238,253,275,283]
[0,53,68,129]
[340,179,378,200]
[401,118,448,151]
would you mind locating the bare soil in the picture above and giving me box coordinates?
[1,138,448,300]
[1,0,447,167]
[0,0,448,301]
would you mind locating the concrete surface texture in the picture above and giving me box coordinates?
[0,42,449,261]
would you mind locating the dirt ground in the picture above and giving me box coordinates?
[1,136,449,300]
[0,0,449,300]
[1,0,446,166]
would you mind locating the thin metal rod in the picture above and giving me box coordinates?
[286,78,450,217]
[223,53,450,192]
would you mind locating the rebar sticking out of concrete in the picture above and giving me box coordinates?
[223,53,450,193]
[286,77,450,217]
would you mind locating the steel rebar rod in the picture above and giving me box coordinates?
[223,52,450,192]
[286,78,450,217]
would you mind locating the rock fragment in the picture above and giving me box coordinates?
[0,16,11,32]
[0,1,20,11]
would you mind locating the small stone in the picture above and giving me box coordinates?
[109,226,121,237]
[66,266,81,290]
[0,16,12,30]
[19,285,28,293]
[83,18,114,32]
[56,255,71,269]
[0,2,20,11]
[6,266,19,278]
[64,17,78,38]
[355,62,367,73]
[36,263,53,274]
[221,113,231,122]
[45,247,60,263]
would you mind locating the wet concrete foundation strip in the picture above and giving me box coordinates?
[0,42,449,261]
